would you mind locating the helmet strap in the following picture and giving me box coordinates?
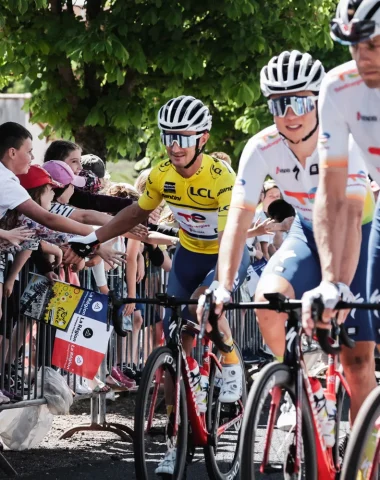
[279,109,319,145]
[184,138,205,169]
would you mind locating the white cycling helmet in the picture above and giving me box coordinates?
[331,0,380,45]
[158,95,212,132]
[260,50,325,97]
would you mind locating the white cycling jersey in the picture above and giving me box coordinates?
[232,123,374,229]
[318,60,380,186]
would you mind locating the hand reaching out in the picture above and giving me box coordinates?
[0,226,34,247]
[129,224,149,238]
[97,243,127,269]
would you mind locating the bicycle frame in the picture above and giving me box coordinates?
[259,310,351,479]
[151,306,245,448]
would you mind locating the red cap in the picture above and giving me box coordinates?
[18,164,64,190]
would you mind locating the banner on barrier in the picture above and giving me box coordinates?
[52,290,112,379]
[20,274,84,331]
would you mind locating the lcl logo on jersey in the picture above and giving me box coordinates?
[187,186,215,206]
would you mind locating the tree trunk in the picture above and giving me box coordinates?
[74,126,107,162]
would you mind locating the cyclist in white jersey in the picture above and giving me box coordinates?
[197,50,376,428]
[300,0,380,425]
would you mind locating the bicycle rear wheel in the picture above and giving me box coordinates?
[340,385,380,480]
[134,346,188,479]
[240,362,317,480]
[204,342,247,480]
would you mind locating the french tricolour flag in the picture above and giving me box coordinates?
[52,290,112,380]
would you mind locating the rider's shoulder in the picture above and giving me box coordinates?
[203,153,234,177]
[322,60,363,93]
[153,158,173,175]
[247,125,282,153]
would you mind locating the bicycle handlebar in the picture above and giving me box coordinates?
[109,291,380,355]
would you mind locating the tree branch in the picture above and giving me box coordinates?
[67,0,74,15]
[86,0,103,21]
[49,0,62,15]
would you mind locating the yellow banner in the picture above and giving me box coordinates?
[44,283,84,330]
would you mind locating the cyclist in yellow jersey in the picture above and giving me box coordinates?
[67,95,250,475]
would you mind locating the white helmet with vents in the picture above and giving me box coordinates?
[158,95,212,132]
[260,50,325,98]
[331,0,380,45]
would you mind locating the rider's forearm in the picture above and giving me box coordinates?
[314,184,348,284]
[338,201,363,285]
[96,203,150,244]
[217,206,252,291]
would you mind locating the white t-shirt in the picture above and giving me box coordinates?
[0,162,30,219]
[318,60,380,189]
[49,202,75,218]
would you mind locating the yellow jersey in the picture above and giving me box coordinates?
[138,154,236,254]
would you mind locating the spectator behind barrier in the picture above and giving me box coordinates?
[43,141,135,214]
[254,180,282,260]
[210,151,232,167]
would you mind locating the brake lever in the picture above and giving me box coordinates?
[310,295,340,355]
[200,290,233,353]
[338,323,356,349]
[316,328,340,355]
[108,291,128,337]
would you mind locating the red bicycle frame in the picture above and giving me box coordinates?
[178,335,244,446]
[260,348,351,479]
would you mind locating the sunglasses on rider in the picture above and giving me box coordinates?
[160,132,204,148]
[268,95,317,117]
[330,18,379,46]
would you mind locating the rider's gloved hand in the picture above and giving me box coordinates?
[301,280,352,336]
[68,232,99,258]
[196,281,231,325]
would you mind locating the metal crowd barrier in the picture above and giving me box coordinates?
[0,253,265,475]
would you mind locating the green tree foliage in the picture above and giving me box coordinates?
[0,0,348,165]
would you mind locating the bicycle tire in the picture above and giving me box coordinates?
[134,346,188,480]
[334,370,349,468]
[204,342,247,480]
[340,385,380,480]
[240,362,317,479]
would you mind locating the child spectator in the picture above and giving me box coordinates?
[43,142,135,214]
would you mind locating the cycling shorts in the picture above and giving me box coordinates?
[163,244,250,338]
[367,198,380,343]
[260,215,375,342]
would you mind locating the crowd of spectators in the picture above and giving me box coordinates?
[0,121,298,401]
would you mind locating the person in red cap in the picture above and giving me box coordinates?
[0,122,125,268]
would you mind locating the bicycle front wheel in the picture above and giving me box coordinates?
[240,362,317,480]
[340,385,380,480]
[134,346,188,479]
[204,342,247,480]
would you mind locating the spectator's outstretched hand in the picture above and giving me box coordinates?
[247,217,276,237]
[85,255,102,268]
[45,271,59,283]
[62,245,84,266]
[97,243,127,269]
[1,226,34,247]
[129,224,149,238]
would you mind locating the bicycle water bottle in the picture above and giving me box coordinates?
[199,366,209,413]
[310,377,336,447]
[187,357,207,413]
